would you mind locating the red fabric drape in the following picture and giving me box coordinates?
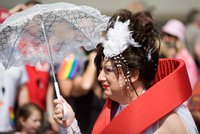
[25,65,49,111]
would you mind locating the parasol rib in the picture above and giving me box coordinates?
[5,21,30,69]
[39,14,60,99]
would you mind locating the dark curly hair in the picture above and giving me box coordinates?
[95,9,161,89]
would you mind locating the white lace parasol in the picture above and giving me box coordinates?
[0,2,109,68]
[0,2,109,120]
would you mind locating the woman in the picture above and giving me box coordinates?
[53,10,198,133]
[161,19,198,90]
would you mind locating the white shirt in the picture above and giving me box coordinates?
[0,64,28,132]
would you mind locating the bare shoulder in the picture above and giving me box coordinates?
[158,111,187,134]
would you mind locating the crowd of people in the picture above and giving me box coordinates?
[0,0,200,134]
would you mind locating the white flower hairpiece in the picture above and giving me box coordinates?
[103,16,141,58]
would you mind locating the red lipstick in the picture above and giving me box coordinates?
[102,84,109,89]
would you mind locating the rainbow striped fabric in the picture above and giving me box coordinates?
[9,106,15,128]
[57,58,80,79]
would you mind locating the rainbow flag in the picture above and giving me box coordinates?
[57,59,80,79]
[9,106,15,128]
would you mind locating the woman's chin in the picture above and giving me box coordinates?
[103,90,110,97]
[104,92,117,101]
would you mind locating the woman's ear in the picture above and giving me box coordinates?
[130,70,139,83]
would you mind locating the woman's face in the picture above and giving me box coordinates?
[21,110,42,134]
[162,32,177,43]
[98,58,126,104]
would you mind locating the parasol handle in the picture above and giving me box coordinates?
[62,103,68,120]
[54,82,61,99]
[54,74,68,121]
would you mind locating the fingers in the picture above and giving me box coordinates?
[53,96,66,120]
[54,103,63,116]
[53,98,61,105]
[60,95,66,103]
[57,113,64,119]
[54,103,63,112]
[60,96,72,108]
[54,96,66,104]
[53,96,68,120]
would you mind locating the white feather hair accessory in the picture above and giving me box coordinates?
[103,16,141,58]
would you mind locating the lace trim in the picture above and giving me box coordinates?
[60,118,81,134]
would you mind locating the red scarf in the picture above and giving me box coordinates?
[92,58,192,134]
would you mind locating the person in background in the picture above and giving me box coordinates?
[8,0,41,14]
[161,19,198,92]
[185,9,200,74]
[126,1,156,16]
[126,1,146,14]
[0,0,41,23]
[0,3,29,134]
[0,64,28,134]
[185,9,200,132]
[25,62,60,134]
[14,103,43,134]
[53,10,198,134]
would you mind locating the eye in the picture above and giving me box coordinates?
[106,66,115,72]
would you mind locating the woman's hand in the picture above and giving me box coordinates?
[53,96,75,128]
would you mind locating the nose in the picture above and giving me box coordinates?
[98,70,106,82]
